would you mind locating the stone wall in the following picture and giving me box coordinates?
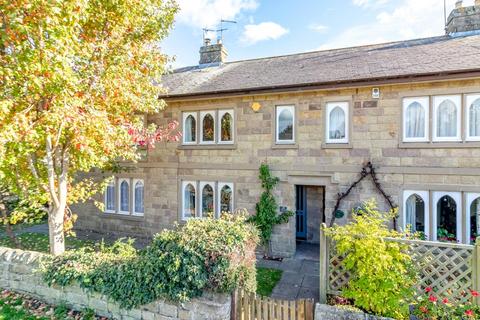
[314,303,393,320]
[73,78,480,256]
[0,246,231,320]
[306,186,324,244]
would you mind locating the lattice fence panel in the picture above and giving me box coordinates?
[326,237,475,303]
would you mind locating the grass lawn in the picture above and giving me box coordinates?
[256,267,283,297]
[0,233,94,253]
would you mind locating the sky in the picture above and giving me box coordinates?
[161,0,475,69]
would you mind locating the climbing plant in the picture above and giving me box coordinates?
[248,163,294,248]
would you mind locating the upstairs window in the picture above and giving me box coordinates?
[183,112,197,144]
[201,111,215,143]
[433,95,461,142]
[467,94,480,141]
[133,180,144,215]
[104,180,116,213]
[403,97,429,142]
[219,110,234,143]
[276,105,295,143]
[326,102,349,144]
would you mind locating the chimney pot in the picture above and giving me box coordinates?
[199,41,228,66]
[204,38,211,46]
[455,0,462,9]
[446,0,480,34]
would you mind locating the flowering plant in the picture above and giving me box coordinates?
[413,287,480,319]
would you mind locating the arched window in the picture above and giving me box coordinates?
[182,182,196,219]
[403,190,429,238]
[467,193,480,244]
[183,113,197,144]
[119,179,130,214]
[326,102,349,143]
[467,95,480,141]
[433,192,461,242]
[201,182,214,217]
[218,183,233,218]
[403,98,428,141]
[133,180,144,215]
[433,95,461,141]
[105,180,116,213]
[219,110,234,143]
[201,111,215,143]
[276,106,295,143]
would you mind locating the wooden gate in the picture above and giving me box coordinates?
[232,290,314,320]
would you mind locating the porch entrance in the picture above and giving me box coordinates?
[295,185,324,243]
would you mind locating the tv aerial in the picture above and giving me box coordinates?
[203,19,237,44]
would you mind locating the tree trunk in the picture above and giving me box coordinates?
[0,205,21,248]
[48,206,65,255]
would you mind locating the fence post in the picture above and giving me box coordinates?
[319,222,328,304]
[474,241,480,305]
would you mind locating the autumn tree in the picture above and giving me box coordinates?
[0,0,179,255]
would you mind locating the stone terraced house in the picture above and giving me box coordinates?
[74,2,480,257]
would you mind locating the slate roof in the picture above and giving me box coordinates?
[160,33,480,98]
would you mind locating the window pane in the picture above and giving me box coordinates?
[106,182,115,211]
[437,195,457,242]
[469,99,480,137]
[278,108,293,141]
[221,113,233,142]
[405,102,425,138]
[184,115,196,142]
[184,184,196,218]
[220,185,233,214]
[329,106,346,140]
[120,181,129,212]
[470,197,480,243]
[437,100,457,138]
[134,181,144,214]
[405,194,425,233]
[202,114,215,142]
[202,184,214,216]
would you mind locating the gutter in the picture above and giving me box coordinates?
[158,69,480,102]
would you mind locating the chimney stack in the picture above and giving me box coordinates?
[199,38,228,66]
[446,0,480,34]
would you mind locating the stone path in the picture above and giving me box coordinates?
[257,242,320,301]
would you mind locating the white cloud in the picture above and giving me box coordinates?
[309,23,329,33]
[241,22,289,45]
[318,0,466,51]
[175,0,258,28]
[353,0,389,8]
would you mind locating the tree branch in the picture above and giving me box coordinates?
[46,136,60,209]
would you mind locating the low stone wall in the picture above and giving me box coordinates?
[0,246,231,320]
[314,303,394,320]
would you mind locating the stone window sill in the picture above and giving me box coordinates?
[272,143,298,149]
[177,144,237,150]
[321,143,353,149]
[101,212,145,221]
[398,141,480,149]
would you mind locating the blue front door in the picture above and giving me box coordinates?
[296,185,307,239]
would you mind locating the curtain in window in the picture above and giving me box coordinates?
[405,102,425,138]
[329,106,345,139]
[469,99,480,137]
[202,184,214,216]
[185,115,196,142]
[120,181,129,212]
[405,195,417,232]
[437,100,457,137]
[221,113,232,141]
[220,185,232,214]
[184,184,196,218]
[106,182,115,211]
[471,198,480,243]
[202,114,215,141]
[278,109,293,140]
[134,181,144,214]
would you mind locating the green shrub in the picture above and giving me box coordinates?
[324,199,416,320]
[248,163,294,246]
[42,214,258,309]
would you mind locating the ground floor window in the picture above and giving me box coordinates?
[403,190,428,238]
[434,193,460,242]
[467,193,480,244]
[104,177,144,216]
[181,180,234,220]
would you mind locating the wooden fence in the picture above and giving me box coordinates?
[232,290,314,320]
[319,223,480,304]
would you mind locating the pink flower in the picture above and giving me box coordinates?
[470,290,479,297]
[442,298,448,304]
[465,309,474,317]
[428,295,437,303]
[425,287,432,293]
[419,306,428,314]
